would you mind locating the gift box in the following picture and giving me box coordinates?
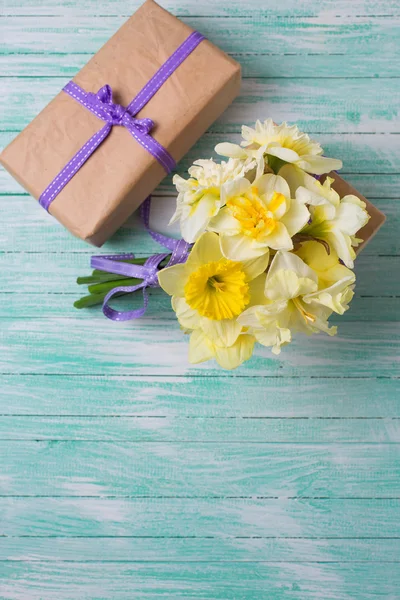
[0,0,241,246]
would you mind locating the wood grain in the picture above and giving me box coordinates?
[0,562,399,600]
[2,498,399,536]
[1,441,400,497]
[0,375,398,417]
[3,0,400,17]
[2,537,400,563]
[2,78,400,134]
[1,1,399,597]
[0,319,399,377]
[1,414,399,441]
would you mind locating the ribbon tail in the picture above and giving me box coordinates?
[39,123,112,211]
[102,281,149,321]
[140,196,191,258]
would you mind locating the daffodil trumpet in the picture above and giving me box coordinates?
[74,119,381,370]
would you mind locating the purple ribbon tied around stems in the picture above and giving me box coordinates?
[39,30,205,210]
[90,197,191,322]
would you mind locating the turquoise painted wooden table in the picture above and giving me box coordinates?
[1,1,399,598]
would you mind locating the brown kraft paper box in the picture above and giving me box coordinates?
[0,0,242,246]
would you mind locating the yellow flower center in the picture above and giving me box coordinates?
[184,259,250,321]
[227,187,284,240]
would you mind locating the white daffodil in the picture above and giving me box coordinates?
[188,329,256,370]
[295,241,356,315]
[215,119,343,176]
[208,173,310,260]
[238,251,338,354]
[158,232,268,369]
[295,174,370,268]
[170,158,255,243]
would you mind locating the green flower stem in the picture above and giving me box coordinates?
[74,254,172,311]
[74,293,108,310]
[267,155,287,175]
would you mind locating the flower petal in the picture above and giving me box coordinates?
[325,230,356,268]
[265,270,302,301]
[189,330,215,364]
[221,177,251,205]
[186,231,223,271]
[172,297,202,329]
[257,173,290,200]
[296,155,343,175]
[180,192,220,243]
[267,146,300,163]
[238,305,291,354]
[248,273,268,306]
[305,278,355,315]
[157,263,187,297]
[208,208,241,236]
[262,221,293,251]
[255,325,291,355]
[237,305,266,329]
[268,251,318,284]
[213,334,255,370]
[335,198,370,236]
[201,317,242,347]
[220,233,269,261]
[278,164,308,197]
[280,199,310,236]
[240,251,270,281]
[215,142,248,159]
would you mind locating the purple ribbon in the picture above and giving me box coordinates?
[90,197,190,322]
[39,30,205,211]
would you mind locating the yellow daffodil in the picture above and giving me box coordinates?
[170,158,255,243]
[295,241,355,315]
[189,329,256,370]
[158,232,268,369]
[294,173,370,268]
[238,251,338,354]
[215,119,343,176]
[209,173,310,259]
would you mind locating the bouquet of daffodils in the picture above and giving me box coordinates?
[76,120,370,370]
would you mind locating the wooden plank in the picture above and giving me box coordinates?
[2,52,399,79]
[2,0,399,17]
[0,253,397,296]
[0,320,398,377]
[1,3,399,595]
[1,538,399,563]
[1,441,399,496]
[1,78,400,134]
[0,189,396,256]
[2,498,399,537]
[2,15,399,57]
[1,415,399,442]
[0,562,398,599]
[1,292,398,322]
[0,122,397,192]
[0,375,398,418]
[1,132,398,199]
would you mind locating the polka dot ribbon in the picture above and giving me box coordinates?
[90,197,191,322]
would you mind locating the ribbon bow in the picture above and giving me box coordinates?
[90,197,191,322]
[85,84,155,134]
[38,31,205,211]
